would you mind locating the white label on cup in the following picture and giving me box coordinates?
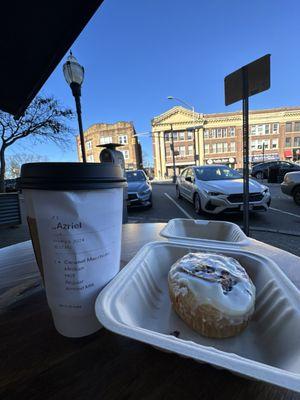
[26,189,123,317]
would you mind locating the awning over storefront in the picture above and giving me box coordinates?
[0,1,104,117]
[284,149,293,158]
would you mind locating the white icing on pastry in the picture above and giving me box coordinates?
[169,252,255,317]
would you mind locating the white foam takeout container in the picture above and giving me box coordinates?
[95,241,300,392]
[160,218,250,247]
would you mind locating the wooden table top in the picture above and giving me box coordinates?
[1,223,300,400]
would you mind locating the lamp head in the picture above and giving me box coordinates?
[63,52,84,90]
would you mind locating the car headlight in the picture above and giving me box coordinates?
[140,188,151,195]
[203,189,224,196]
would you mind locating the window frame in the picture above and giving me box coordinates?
[85,140,92,150]
[187,131,193,140]
[179,131,185,141]
[294,137,300,147]
[286,122,293,133]
[118,135,128,145]
[179,145,186,157]
[121,149,129,160]
[295,122,300,132]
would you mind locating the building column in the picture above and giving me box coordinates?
[153,133,161,179]
[198,127,204,165]
[159,131,167,179]
[194,129,199,166]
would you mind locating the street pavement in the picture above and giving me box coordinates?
[128,182,300,256]
[0,182,299,256]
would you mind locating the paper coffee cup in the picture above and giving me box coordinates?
[20,162,126,338]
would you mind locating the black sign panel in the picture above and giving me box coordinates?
[225,54,271,106]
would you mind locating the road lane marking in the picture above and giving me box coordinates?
[164,193,193,219]
[269,207,300,219]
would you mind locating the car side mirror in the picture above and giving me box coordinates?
[185,176,193,183]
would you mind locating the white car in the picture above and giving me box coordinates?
[176,165,271,214]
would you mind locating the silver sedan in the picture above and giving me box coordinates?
[281,171,300,205]
[176,165,271,214]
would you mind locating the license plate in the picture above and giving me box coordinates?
[240,204,253,211]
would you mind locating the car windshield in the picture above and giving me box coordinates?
[195,166,242,181]
[126,171,146,182]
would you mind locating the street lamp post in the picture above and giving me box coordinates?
[63,51,86,163]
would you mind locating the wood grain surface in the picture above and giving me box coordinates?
[1,223,300,400]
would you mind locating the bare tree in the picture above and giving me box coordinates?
[0,96,73,192]
[6,153,49,179]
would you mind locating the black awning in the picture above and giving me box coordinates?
[0,0,104,117]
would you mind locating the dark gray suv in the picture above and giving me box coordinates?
[126,170,152,208]
[251,161,300,179]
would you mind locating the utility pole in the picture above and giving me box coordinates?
[242,67,250,236]
[262,142,265,163]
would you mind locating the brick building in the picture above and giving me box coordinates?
[152,106,300,179]
[77,121,143,169]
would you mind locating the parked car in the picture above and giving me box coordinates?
[251,161,300,179]
[281,171,300,205]
[126,170,152,208]
[4,178,18,192]
[176,165,271,214]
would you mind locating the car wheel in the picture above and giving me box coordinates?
[293,187,300,206]
[255,171,264,180]
[194,193,202,214]
[147,195,153,208]
[176,185,182,199]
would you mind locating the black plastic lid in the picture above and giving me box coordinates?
[19,162,127,190]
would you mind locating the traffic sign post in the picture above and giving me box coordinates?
[242,67,250,236]
[225,54,271,236]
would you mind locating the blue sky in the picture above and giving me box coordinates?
[8,0,300,164]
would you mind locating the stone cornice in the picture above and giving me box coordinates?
[152,106,202,125]
[152,106,300,131]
